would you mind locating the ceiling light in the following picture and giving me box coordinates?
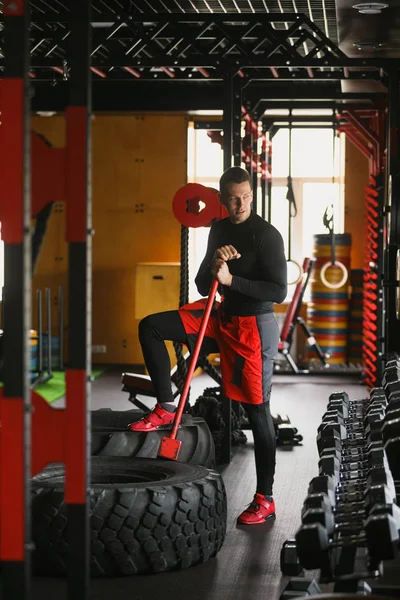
[352,3,389,14]
[353,41,387,50]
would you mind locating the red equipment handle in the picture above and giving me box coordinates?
[280,257,310,343]
[168,278,219,441]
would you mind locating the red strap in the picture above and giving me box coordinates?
[254,493,272,509]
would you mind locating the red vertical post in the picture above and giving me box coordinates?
[65,2,92,598]
[0,1,32,598]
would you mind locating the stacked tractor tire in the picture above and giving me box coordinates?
[280,356,400,598]
[30,410,227,577]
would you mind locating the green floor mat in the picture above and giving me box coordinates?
[35,369,105,404]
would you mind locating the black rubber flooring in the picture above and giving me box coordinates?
[9,371,368,600]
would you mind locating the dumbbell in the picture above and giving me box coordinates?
[384,355,399,368]
[319,432,384,460]
[384,438,400,482]
[382,364,400,389]
[319,456,392,490]
[295,502,400,570]
[382,415,400,444]
[321,405,386,438]
[317,423,347,455]
[335,393,386,420]
[317,421,382,458]
[301,496,364,535]
[381,416,400,480]
[302,483,395,524]
[319,435,382,465]
[320,410,384,442]
[365,502,400,562]
[324,398,387,425]
[308,474,396,509]
[327,391,368,419]
[387,391,400,413]
[280,539,304,576]
[326,397,382,420]
[319,411,364,437]
[384,379,400,400]
[384,406,400,424]
[319,442,395,490]
[329,389,384,409]
[319,444,386,475]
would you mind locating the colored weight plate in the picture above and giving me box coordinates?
[311,292,349,299]
[315,339,348,348]
[314,335,348,342]
[308,301,349,308]
[307,316,349,324]
[172,183,222,228]
[311,284,349,293]
[313,233,352,246]
[313,252,351,260]
[308,331,349,338]
[307,310,349,318]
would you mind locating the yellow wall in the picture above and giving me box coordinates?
[31,114,188,365]
[28,117,368,367]
[344,136,370,270]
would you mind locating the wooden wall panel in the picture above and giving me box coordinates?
[28,113,187,366]
[344,137,369,270]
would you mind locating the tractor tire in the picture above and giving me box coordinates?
[91,410,215,469]
[31,456,227,577]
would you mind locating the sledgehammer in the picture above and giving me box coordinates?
[158,278,219,460]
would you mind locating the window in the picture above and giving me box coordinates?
[271,127,340,179]
[187,123,345,303]
[187,125,223,302]
[270,127,344,300]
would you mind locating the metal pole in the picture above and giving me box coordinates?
[232,80,242,167]
[252,116,258,214]
[0,1,32,598]
[59,284,64,370]
[223,72,234,171]
[37,289,42,375]
[267,127,276,223]
[221,71,235,463]
[261,128,267,220]
[384,70,400,354]
[46,288,52,377]
[65,2,92,597]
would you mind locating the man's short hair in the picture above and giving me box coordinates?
[219,167,251,197]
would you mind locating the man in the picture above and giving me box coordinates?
[129,166,287,525]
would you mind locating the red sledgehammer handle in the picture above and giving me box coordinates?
[169,278,219,441]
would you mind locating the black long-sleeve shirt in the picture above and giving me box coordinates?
[195,211,287,316]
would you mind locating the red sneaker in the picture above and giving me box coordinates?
[128,403,175,432]
[237,493,276,525]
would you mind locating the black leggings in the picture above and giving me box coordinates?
[139,311,276,496]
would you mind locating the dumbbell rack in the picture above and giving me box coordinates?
[280,356,400,598]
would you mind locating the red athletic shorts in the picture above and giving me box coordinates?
[178,299,280,405]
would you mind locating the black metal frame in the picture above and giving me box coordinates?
[1,7,400,596]
[64,2,92,598]
[0,1,32,598]
[9,12,398,74]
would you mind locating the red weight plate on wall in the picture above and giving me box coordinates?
[173,183,222,228]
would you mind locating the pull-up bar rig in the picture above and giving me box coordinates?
[0,2,91,599]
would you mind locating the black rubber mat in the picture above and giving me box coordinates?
[9,372,367,600]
